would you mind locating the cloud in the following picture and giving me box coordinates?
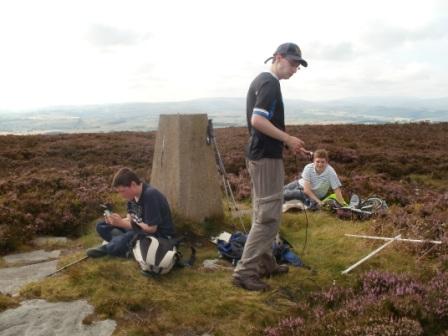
[306,42,356,62]
[86,24,151,49]
[362,18,448,50]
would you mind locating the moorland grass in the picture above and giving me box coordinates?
[17,209,432,336]
[0,294,18,312]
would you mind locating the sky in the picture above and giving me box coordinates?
[0,0,447,110]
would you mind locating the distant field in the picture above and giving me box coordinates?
[1,97,447,134]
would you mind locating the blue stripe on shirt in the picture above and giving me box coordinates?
[253,108,271,119]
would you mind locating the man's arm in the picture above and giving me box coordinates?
[333,187,347,206]
[327,167,345,205]
[105,213,132,230]
[134,222,158,234]
[251,115,306,154]
[303,180,323,206]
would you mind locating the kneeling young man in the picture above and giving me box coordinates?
[87,167,175,258]
[283,149,346,208]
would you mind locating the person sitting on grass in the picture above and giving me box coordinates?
[87,167,175,258]
[283,149,346,209]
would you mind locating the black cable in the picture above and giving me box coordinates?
[302,207,309,255]
[294,153,310,254]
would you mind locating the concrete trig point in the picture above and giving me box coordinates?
[150,114,224,222]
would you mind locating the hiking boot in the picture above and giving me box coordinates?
[260,264,289,278]
[232,276,270,291]
[271,264,289,275]
[86,245,108,258]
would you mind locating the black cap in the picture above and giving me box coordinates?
[264,42,308,67]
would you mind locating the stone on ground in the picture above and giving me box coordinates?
[0,299,116,336]
[0,260,58,295]
[32,236,68,247]
[3,250,60,265]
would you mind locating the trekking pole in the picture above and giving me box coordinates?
[207,120,247,233]
[46,256,89,277]
[217,167,232,212]
[207,121,230,208]
[211,126,247,233]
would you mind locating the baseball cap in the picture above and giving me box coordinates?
[264,43,308,67]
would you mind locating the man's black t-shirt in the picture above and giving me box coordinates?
[127,183,175,238]
[246,72,285,160]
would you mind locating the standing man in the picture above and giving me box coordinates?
[232,43,308,291]
[87,167,175,258]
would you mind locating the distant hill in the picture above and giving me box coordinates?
[1,96,447,134]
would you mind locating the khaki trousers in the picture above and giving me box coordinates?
[233,158,284,278]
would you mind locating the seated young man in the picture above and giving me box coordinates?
[283,149,346,209]
[87,167,175,258]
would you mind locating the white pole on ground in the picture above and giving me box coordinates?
[341,234,401,275]
[345,234,442,245]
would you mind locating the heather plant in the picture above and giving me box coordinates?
[372,191,448,256]
[344,317,423,336]
[423,272,448,321]
[345,173,412,205]
[227,168,251,200]
[265,270,448,335]
[0,168,112,253]
[264,316,305,336]
[0,204,34,253]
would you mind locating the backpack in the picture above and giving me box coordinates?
[272,240,304,267]
[332,195,388,220]
[133,235,179,275]
[217,231,247,265]
[217,231,304,267]
[132,234,196,276]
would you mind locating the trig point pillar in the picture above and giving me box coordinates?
[150,114,223,222]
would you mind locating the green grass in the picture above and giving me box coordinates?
[18,211,432,335]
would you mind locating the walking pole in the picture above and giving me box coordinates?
[341,234,401,275]
[46,256,89,277]
[207,119,247,233]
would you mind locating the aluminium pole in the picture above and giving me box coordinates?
[345,234,442,245]
[341,234,401,275]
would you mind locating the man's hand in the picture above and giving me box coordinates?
[251,115,306,153]
[303,181,324,207]
[284,135,305,155]
[105,213,123,227]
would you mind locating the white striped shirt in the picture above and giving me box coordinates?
[299,163,342,199]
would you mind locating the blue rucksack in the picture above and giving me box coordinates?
[217,231,304,267]
[217,231,247,265]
